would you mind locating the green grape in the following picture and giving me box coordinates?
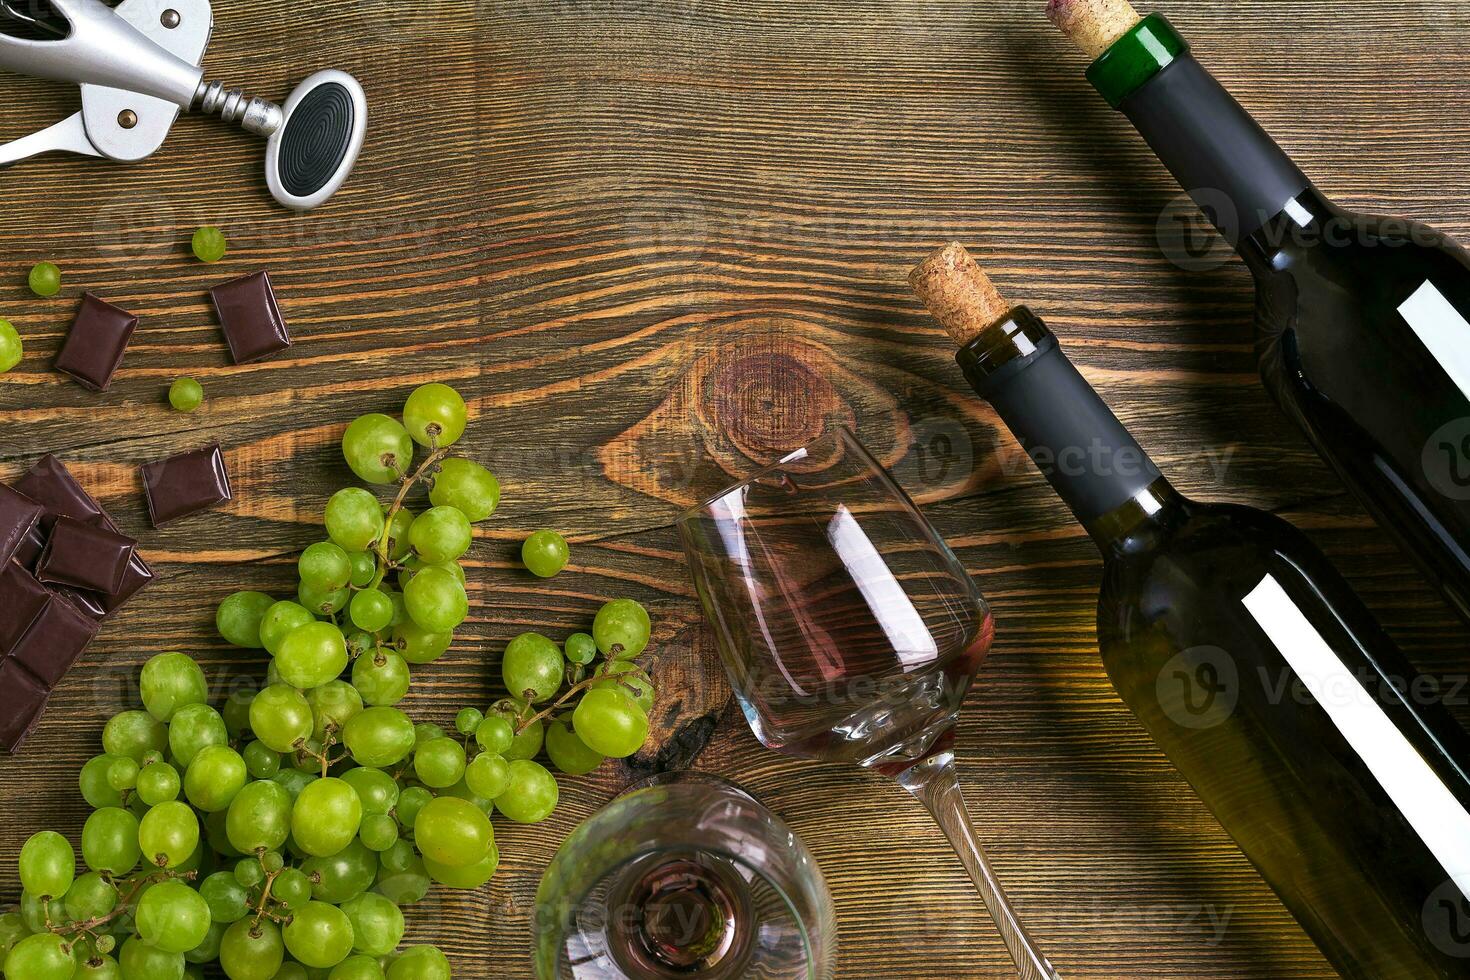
[593,660,656,714]
[136,880,210,953]
[167,376,205,413]
[225,780,292,854]
[217,592,274,648]
[401,383,466,448]
[223,685,258,738]
[439,775,494,815]
[19,831,74,898]
[358,813,398,852]
[272,867,312,909]
[342,414,414,485]
[521,530,569,578]
[502,632,566,703]
[473,715,514,755]
[205,808,242,858]
[495,760,559,824]
[395,557,466,593]
[339,892,403,957]
[121,935,185,980]
[260,601,317,656]
[383,507,414,561]
[0,909,29,961]
[386,945,451,980]
[0,318,20,373]
[379,839,415,874]
[342,707,415,767]
[79,754,126,808]
[137,761,182,805]
[348,552,378,589]
[373,855,430,907]
[329,954,386,980]
[219,919,284,980]
[464,753,511,799]
[300,542,353,591]
[106,757,139,791]
[139,652,210,721]
[407,506,472,564]
[140,748,166,767]
[277,621,349,690]
[102,710,168,763]
[200,871,250,924]
[138,801,199,868]
[64,871,118,922]
[299,580,351,617]
[184,744,247,812]
[350,650,410,708]
[393,787,432,830]
[184,920,225,964]
[20,891,66,933]
[267,964,306,980]
[391,622,452,665]
[385,590,409,627]
[291,777,363,857]
[271,768,318,800]
[191,225,227,263]
[546,720,605,776]
[307,680,364,741]
[413,796,492,868]
[451,708,481,735]
[325,488,386,552]
[81,807,139,875]
[424,844,498,891]
[349,589,394,633]
[425,454,500,524]
[235,857,265,888]
[339,768,398,815]
[412,737,466,789]
[592,598,651,659]
[249,685,314,753]
[413,722,445,746]
[5,932,74,980]
[402,566,467,632]
[301,839,377,904]
[261,850,285,873]
[283,901,354,969]
[573,687,649,759]
[27,260,61,297]
[493,701,543,762]
[242,741,282,779]
[563,632,597,666]
[169,703,228,767]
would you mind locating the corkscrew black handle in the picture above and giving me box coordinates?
[265,70,367,211]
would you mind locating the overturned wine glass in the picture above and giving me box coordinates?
[678,426,1063,980]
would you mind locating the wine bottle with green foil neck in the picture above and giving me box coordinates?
[911,244,1470,980]
[1070,10,1470,626]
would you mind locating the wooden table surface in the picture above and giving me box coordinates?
[4,0,1470,976]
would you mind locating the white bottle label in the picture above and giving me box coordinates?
[1242,574,1470,896]
[1399,280,1470,402]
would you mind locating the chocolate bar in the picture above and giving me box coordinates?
[210,271,291,364]
[9,594,98,687]
[0,485,43,567]
[140,443,232,526]
[0,658,51,753]
[0,560,51,654]
[53,293,138,391]
[35,516,136,595]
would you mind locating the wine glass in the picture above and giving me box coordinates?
[677,426,1062,980]
[534,770,837,979]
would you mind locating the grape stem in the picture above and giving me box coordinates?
[368,443,452,592]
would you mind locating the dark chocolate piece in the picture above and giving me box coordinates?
[35,516,136,594]
[12,525,45,569]
[9,594,98,687]
[210,271,291,364]
[0,485,43,567]
[0,658,50,753]
[53,293,138,391]
[0,560,51,654]
[140,443,232,526]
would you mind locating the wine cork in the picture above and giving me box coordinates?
[1046,0,1143,59]
[909,244,1014,347]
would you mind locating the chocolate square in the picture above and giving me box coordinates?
[0,485,43,567]
[35,516,136,595]
[12,525,45,569]
[14,454,106,530]
[10,594,98,687]
[210,271,291,364]
[54,293,138,391]
[0,560,51,654]
[140,443,232,527]
[0,658,50,753]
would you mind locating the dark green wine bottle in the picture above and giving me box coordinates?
[1056,5,1470,625]
[912,243,1470,980]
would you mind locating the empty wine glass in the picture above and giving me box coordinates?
[534,770,836,979]
[678,426,1062,980]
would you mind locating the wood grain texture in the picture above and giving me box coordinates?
[3,0,1470,976]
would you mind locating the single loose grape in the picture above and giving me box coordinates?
[169,702,228,767]
[276,620,349,690]
[352,650,411,707]
[495,759,559,824]
[259,601,317,656]
[19,831,73,899]
[403,566,467,632]
[407,506,472,564]
[464,752,511,799]
[387,946,451,980]
[564,632,597,665]
[413,796,492,868]
[292,777,363,857]
[326,487,386,552]
[81,807,139,876]
[136,880,211,953]
[391,621,452,665]
[216,592,273,648]
[0,319,21,373]
[226,779,292,854]
[502,631,566,703]
[593,598,652,659]
[521,529,569,578]
[402,383,467,448]
[169,376,205,413]
[184,744,247,812]
[427,457,499,522]
[343,414,414,485]
[300,541,353,591]
[342,707,416,767]
[249,684,314,753]
[350,589,395,632]
[191,226,227,263]
[219,918,283,980]
[102,709,169,762]
[307,680,364,740]
[283,901,355,969]
[138,801,199,868]
[573,687,650,759]
[546,720,606,776]
[413,737,466,789]
[27,261,61,297]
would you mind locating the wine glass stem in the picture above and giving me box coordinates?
[896,749,1063,980]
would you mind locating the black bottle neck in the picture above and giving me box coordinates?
[956,308,1181,552]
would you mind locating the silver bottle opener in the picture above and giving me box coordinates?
[0,0,367,210]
